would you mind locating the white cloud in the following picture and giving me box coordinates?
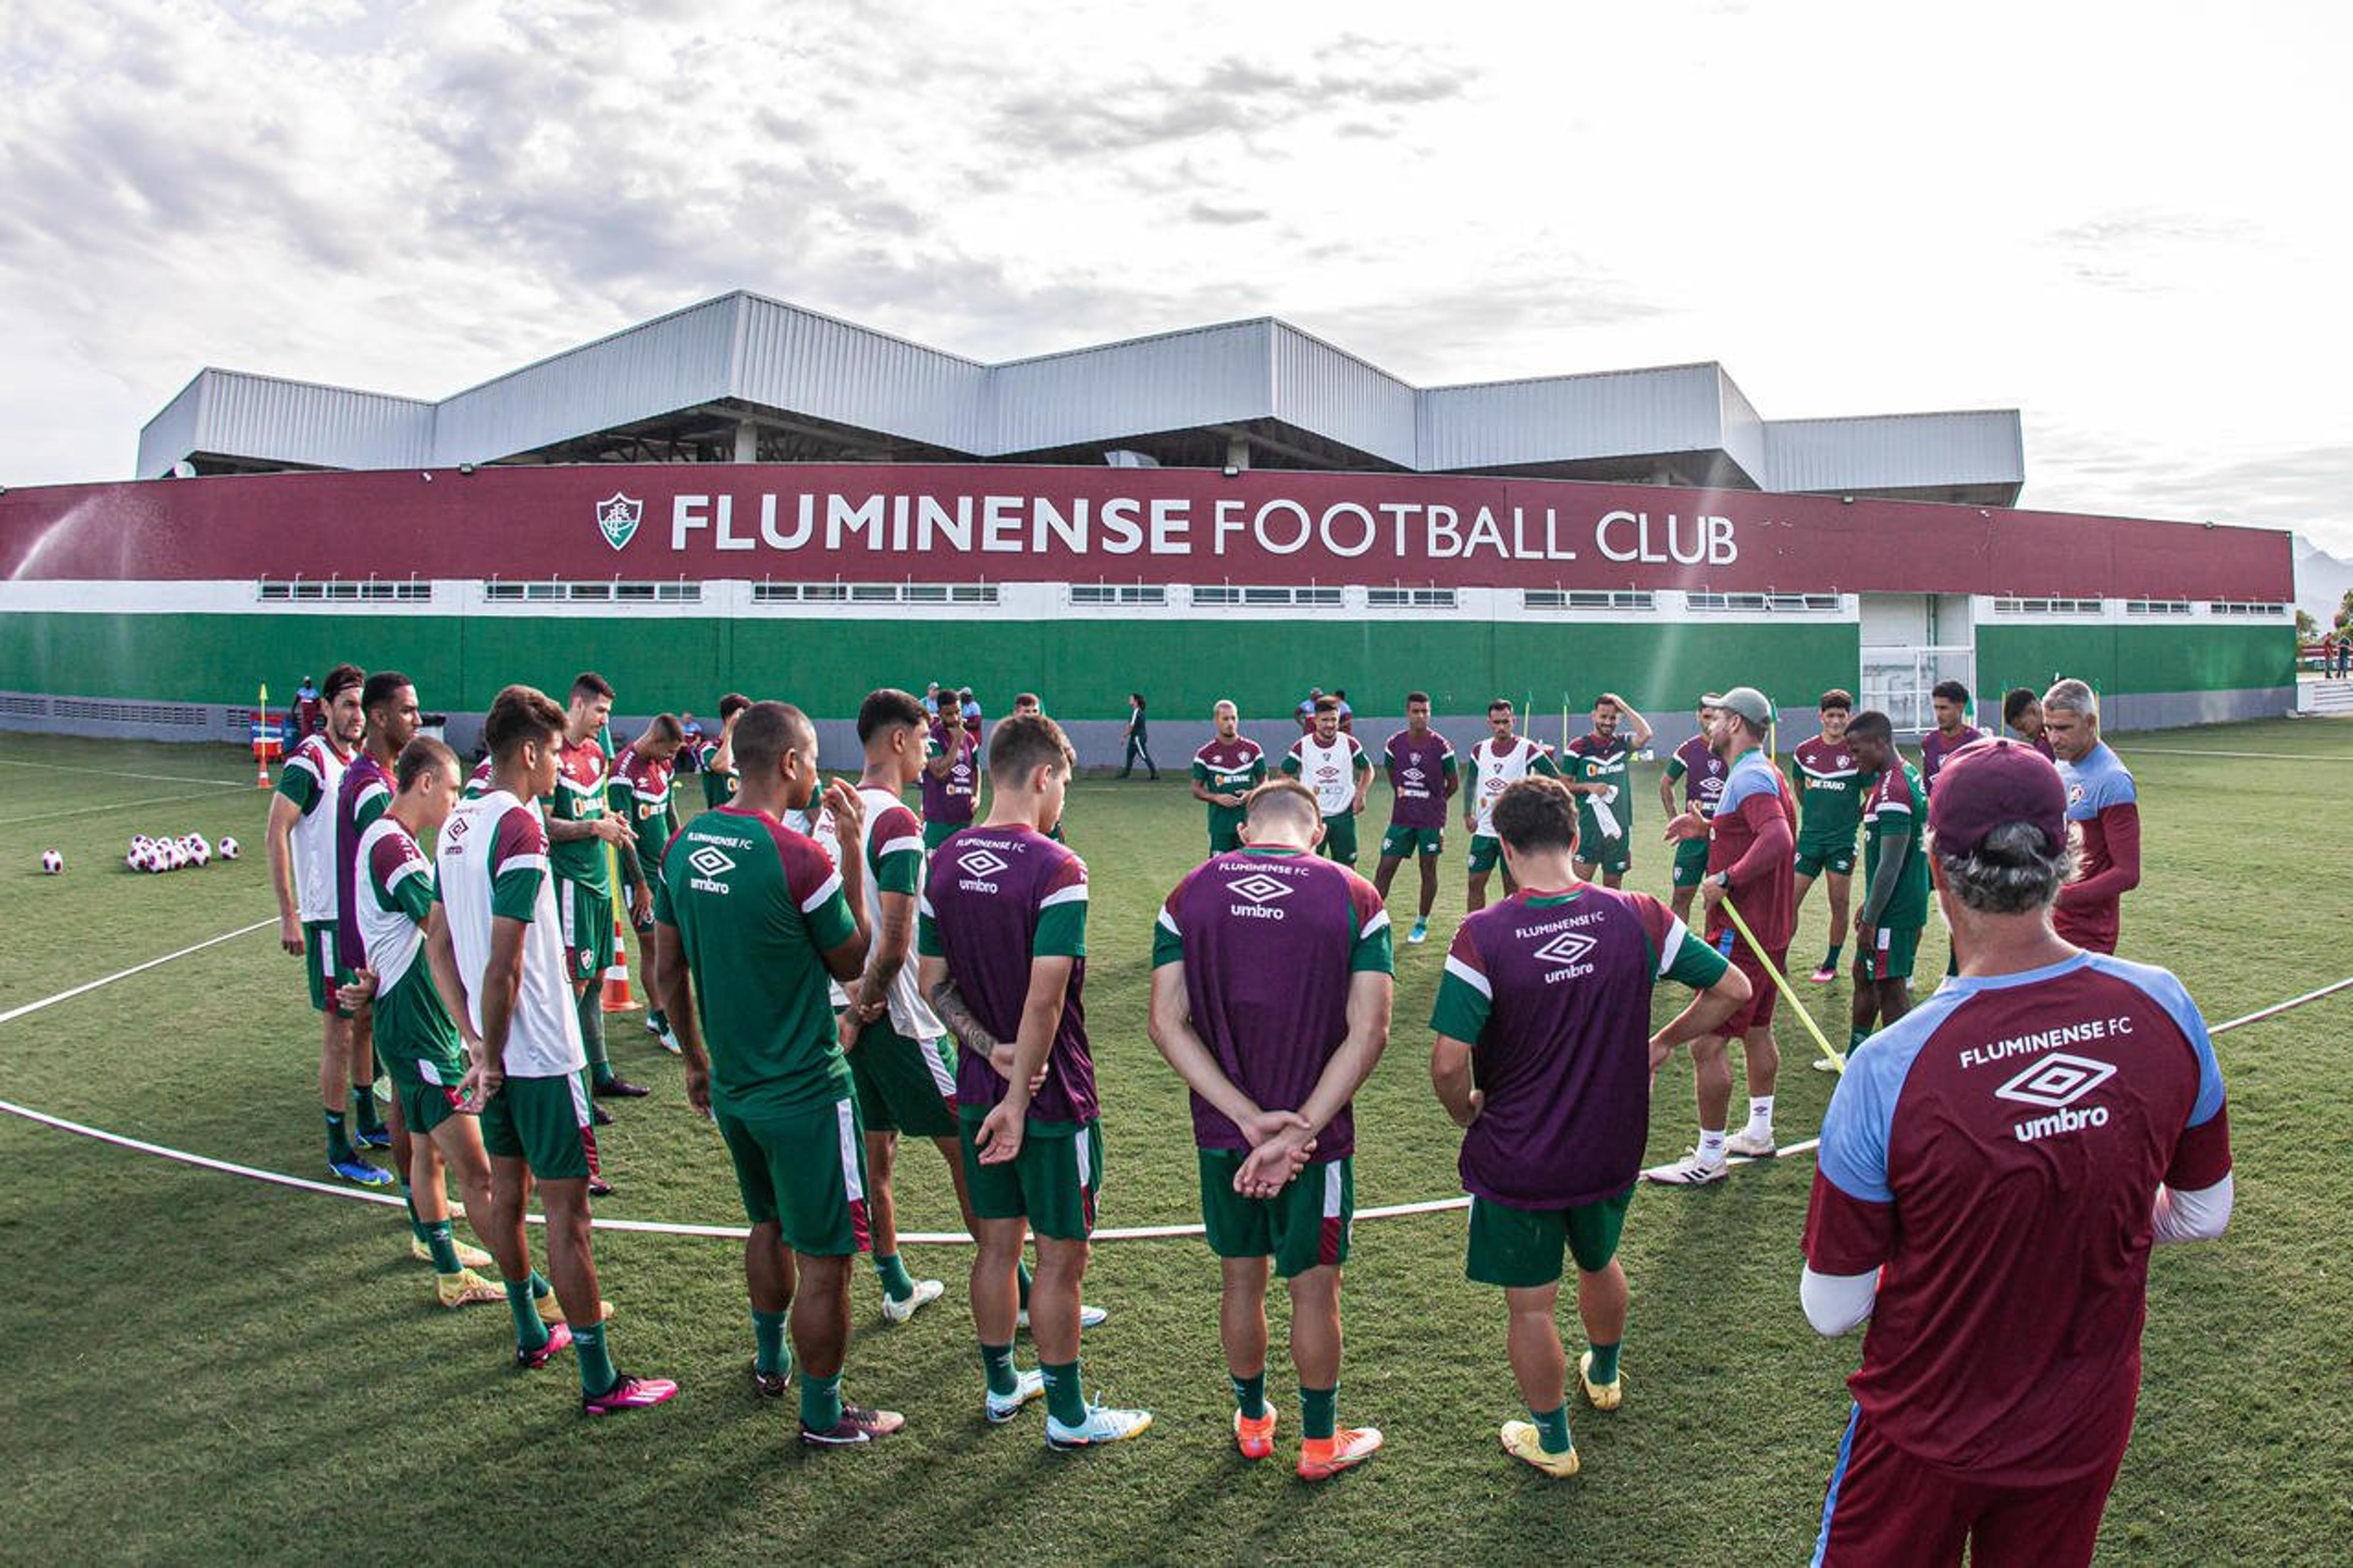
[2,0,2348,549]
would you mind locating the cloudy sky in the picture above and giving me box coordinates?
[5,0,2348,550]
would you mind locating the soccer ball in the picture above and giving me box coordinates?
[40,849,63,874]
[218,836,241,861]
[188,839,211,868]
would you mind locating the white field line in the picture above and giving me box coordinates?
[2123,748,2353,762]
[0,786,256,828]
[0,918,275,1026]
[0,757,252,789]
[0,924,2336,1242]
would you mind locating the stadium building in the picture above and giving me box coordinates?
[0,290,2296,755]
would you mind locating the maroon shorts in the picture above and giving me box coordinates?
[1814,1406,2123,1568]
[1719,942,1784,1034]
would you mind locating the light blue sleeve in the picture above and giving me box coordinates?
[2088,955,2225,1127]
[1816,989,1961,1202]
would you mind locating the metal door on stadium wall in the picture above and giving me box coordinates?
[1860,645,1974,733]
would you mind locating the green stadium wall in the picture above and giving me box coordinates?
[0,611,1864,721]
[1974,623,2294,703]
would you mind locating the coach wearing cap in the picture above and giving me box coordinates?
[1800,738,2233,1567]
[1650,685,1798,1184]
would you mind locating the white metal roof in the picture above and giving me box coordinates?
[136,290,2025,497]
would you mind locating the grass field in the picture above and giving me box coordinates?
[2,720,2349,1565]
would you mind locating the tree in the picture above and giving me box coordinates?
[2298,608,2319,640]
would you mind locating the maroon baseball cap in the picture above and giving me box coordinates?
[1928,737,2067,858]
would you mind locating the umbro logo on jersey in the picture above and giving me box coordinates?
[958,849,1009,879]
[1530,931,1597,968]
[1227,872,1292,920]
[688,843,735,893]
[2003,1052,2118,1142]
[596,492,642,551]
[1995,1051,2116,1109]
[1401,766,1427,785]
[1227,874,1291,905]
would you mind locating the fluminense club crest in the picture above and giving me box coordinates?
[596,492,643,551]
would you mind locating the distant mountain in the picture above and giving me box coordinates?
[2293,535,2353,627]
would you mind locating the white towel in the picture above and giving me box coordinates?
[1590,790,1622,842]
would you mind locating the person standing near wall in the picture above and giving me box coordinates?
[1121,693,1159,781]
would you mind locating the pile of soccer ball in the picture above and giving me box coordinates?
[121,833,239,874]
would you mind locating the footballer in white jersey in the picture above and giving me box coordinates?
[263,665,388,1184]
[1282,698,1373,865]
[1463,700,1561,911]
[436,686,678,1414]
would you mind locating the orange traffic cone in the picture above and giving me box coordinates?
[601,908,637,1012]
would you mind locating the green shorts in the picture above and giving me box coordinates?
[718,1096,871,1256]
[1794,841,1857,879]
[850,1023,959,1138]
[1380,823,1444,860]
[556,878,614,985]
[924,818,971,852]
[1199,1151,1353,1278]
[1860,923,1923,983]
[959,1108,1102,1242]
[1318,811,1360,866]
[1468,831,1504,875]
[386,1052,469,1137]
[1465,1186,1634,1290]
[1208,811,1245,855]
[303,920,354,1017]
[1671,835,1713,888]
[479,1072,594,1183]
[1575,820,1631,875]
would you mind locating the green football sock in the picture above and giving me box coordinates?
[648,1009,667,1032]
[800,1371,844,1432]
[424,1219,461,1274]
[530,1270,553,1300]
[573,1321,618,1398]
[1823,944,1843,970]
[874,1252,917,1301]
[399,1183,431,1246]
[1017,1260,1034,1309]
[1849,1025,1872,1055]
[1531,1403,1573,1455]
[352,1086,385,1135]
[1042,1358,1086,1426]
[577,989,613,1081]
[505,1277,550,1352]
[980,1343,1020,1398]
[1300,1385,1338,1442]
[1231,1371,1267,1420]
[752,1309,790,1379]
[1587,1340,1622,1386]
[324,1109,356,1164]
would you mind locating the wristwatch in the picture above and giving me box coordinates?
[1715,871,1733,890]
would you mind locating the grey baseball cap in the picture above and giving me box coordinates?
[1716,686,1775,727]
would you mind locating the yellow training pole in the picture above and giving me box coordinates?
[1721,894,1844,1074]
